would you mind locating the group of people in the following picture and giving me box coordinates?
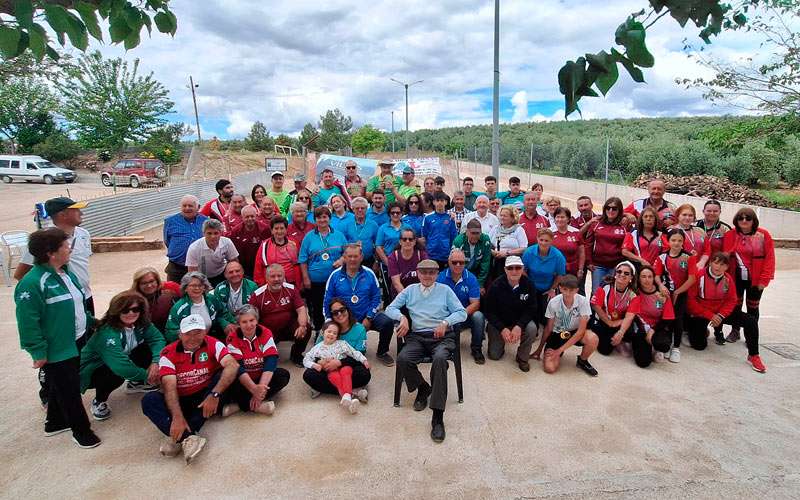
[14,162,775,459]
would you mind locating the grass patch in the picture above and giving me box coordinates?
[758,189,800,211]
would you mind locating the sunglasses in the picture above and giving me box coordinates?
[737,215,753,221]
[297,196,310,201]
[346,166,357,169]
[506,266,523,270]
[331,308,348,316]
[390,211,402,216]
[122,306,142,314]
[606,206,620,211]
[408,201,419,205]
[615,270,632,276]
[450,261,465,265]
[400,237,415,241]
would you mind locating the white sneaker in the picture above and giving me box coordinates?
[90,399,111,421]
[653,351,665,363]
[348,398,360,414]
[668,347,681,363]
[355,388,368,403]
[159,438,181,457]
[181,435,207,464]
[221,404,240,418]
[340,394,352,408]
[255,401,275,415]
[310,389,321,399]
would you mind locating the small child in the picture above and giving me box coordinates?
[303,321,371,414]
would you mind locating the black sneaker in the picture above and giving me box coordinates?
[72,431,102,449]
[714,332,726,345]
[44,421,70,437]
[290,355,304,368]
[431,421,446,443]
[413,383,431,412]
[377,352,395,367]
[577,357,598,377]
[471,349,486,365]
[517,359,530,372]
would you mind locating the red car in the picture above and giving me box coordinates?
[100,158,168,188]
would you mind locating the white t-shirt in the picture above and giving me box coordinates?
[488,225,528,252]
[460,211,500,235]
[185,236,239,278]
[22,226,93,297]
[57,269,87,339]
[190,299,213,330]
[545,294,592,332]
[123,327,140,354]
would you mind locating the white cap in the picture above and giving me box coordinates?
[180,314,206,334]
[505,255,524,268]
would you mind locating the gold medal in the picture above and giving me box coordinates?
[611,311,619,320]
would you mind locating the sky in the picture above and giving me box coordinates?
[85,0,769,139]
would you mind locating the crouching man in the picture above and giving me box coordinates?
[141,314,240,464]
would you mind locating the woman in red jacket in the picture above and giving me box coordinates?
[585,197,627,294]
[590,261,641,357]
[551,207,585,279]
[697,199,730,257]
[634,265,675,366]
[722,207,775,344]
[621,206,666,269]
[686,252,765,372]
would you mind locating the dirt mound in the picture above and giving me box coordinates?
[632,172,777,208]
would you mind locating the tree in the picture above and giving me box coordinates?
[318,108,352,152]
[30,128,80,163]
[143,122,190,164]
[298,122,319,151]
[559,1,760,117]
[275,133,293,147]
[60,50,174,151]
[350,124,386,155]
[678,1,799,115]
[0,74,57,153]
[244,121,274,151]
[0,0,177,61]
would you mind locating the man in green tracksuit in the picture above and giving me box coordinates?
[164,272,235,343]
[451,219,492,292]
[15,228,100,448]
[210,261,259,315]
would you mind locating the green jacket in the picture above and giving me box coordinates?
[452,232,493,286]
[211,278,258,314]
[164,293,234,343]
[79,323,165,392]
[15,263,94,363]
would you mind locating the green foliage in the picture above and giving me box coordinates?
[318,109,353,152]
[0,73,57,152]
[0,0,177,61]
[758,189,800,211]
[298,122,319,151]
[244,121,274,152]
[781,136,800,186]
[739,140,782,187]
[142,122,189,164]
[351,124,386,155]
[30,129,80,163]
[16,112,56,152]
[275,134,293,147]
[60,51,174,151]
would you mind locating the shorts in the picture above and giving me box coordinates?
[545,329,580,350]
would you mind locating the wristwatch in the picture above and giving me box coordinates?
[210,391,221,399]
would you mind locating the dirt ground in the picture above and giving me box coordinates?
[2,168,800,499]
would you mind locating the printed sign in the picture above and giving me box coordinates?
[391,157,442,177]
[265,158,287,172]
[314,154,442,182]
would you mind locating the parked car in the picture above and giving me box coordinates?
[100,158,168,188]
[0,155,77,184]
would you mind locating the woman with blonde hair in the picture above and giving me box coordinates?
[488,204,528,278]
[131,267,178,333]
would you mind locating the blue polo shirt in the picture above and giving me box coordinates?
[521,244,567,292]
[402,213,424,237]
[313,186,342,206]
[437,268,480,307]
[367,206,389,227]
[298,227,349,283]
[498,190,525,209]
[375,222,407,256]
[421,211,457,261]
[163,213,208,265]
[346,218,379,260]
[330,211,356,241]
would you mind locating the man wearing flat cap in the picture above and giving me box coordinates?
[366,159,402,204]
[383,259,467,443]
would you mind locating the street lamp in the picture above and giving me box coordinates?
[187,76,202,144]
[491,0,500,178]
[390,78,423,158]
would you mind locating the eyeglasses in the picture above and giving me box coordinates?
[331,308,348,316]
[390,211,402,216]
[122,306,141,314]
[737,215,753,221]
[400,237,415,241]
[615,270,632,276]
[297,196,310,201]
[450,261,465,265]
[186,283,204,289]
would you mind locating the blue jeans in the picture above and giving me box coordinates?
[454,311,486,350]
[141,372,220,442]
[591,266,615,295]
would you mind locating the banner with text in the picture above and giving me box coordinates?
[314,154,442,182]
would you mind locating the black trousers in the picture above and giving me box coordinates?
[730,276,764,330]
[223,368,290,410]
[303,357,371,395]
[307,281,327,331]
[272,323,310,361]
[591,319,634,357]
[630,321,672,368]
[40,332,88,407]
[671,294,688,348]
[397,331,456,412]
[165,261,188,284]
[88,344,152,402]
[687,313,759,356]
[44,356,92,437]
[534,290,550,327]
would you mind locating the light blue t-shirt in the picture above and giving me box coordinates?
[298,228,349,283]
[521,244,567,292]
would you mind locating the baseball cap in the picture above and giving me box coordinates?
[45,197,87,216]
[402,165,415,174]
[180,314,207,334]
[378,159,395,167]
[271,171,284,178]
[417,259,440,271]
[504,256,524,268]
[293,174,306,182]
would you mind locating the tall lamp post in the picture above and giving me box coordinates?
[390,78,423,158]
[491,0,500,179]
[188,75,202,144]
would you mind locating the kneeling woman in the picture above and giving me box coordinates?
[79,291,166,421]
[590,261,641,357]
[223,305,290,416]
[633,266,675,367]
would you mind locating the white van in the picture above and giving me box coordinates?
[0,155,77,184]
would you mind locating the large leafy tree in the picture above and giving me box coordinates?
[318,108,352,152]
[60,50,174,151]
[244,121,274,151]
[559,0,767,117]
[350,124,386,155]
[0,73,57,152]
[0,0,177,61]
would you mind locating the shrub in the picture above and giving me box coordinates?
[30,131,81,163]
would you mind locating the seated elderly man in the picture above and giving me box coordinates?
[248,264,311,366]
[212,261,258,315]
[383,259,467,443]
[185,218,240,286]
[437,249,485,364]
[141,314,240,464]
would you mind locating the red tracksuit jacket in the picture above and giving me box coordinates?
[722,228,775,288]
[687,269,738,320]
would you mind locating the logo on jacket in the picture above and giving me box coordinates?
[106,338,116,346]
[199,352,209,362]
[18,291,30,300]
[520,294,529,300]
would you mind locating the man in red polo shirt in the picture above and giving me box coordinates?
[624,179,676,228]
[141,314,240,464]
[249,264,310,366]
[519,192,550,246]
[287,201,315,248]
[228,206,271,278]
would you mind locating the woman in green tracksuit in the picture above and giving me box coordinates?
[79,290,166,421]
[164,271,235,342]
[15,228,100,448]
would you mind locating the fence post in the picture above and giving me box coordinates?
[528,143,533,187]
[604,137,610,201]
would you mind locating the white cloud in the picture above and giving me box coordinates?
[510,91,528,122]
[225,111,254,137]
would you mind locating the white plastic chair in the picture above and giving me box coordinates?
[1,231,29,286]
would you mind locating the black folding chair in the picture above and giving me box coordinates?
[393,331,464,407]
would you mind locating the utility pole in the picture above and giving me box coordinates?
[390,78,423,158]
[491,0,500,179]
[189,76,202,144]
[391,111,395,153]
